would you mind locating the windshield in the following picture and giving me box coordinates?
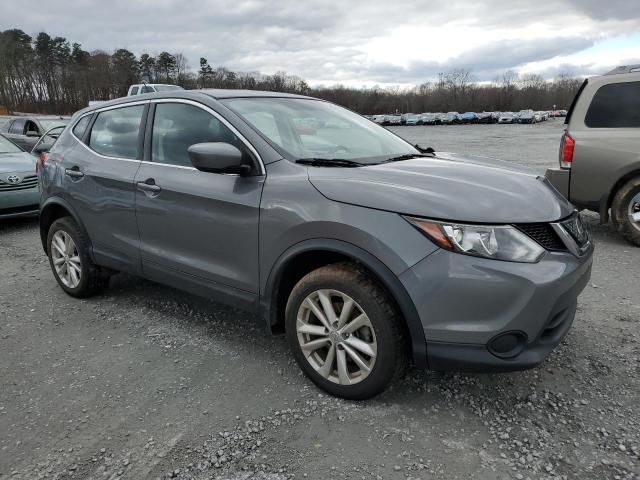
[39,119,69,130]
[222,98,419,164]
[154,85,184,92]
[0,135,23,154]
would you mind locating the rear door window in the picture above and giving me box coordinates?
[9,118,25,135]
[130,86,139,95]
[585,81,640,128]
[89,105,145,159]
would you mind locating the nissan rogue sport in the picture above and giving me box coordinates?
[39,90,593,399]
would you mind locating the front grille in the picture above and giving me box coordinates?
[0,175,38,192]
[560,214,590,247]
[516,223,567,251]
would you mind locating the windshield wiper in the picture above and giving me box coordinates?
[382,153,431,163]
[295,158,365,167]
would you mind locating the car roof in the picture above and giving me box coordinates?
[75,89,317,117]
[6,116,69,121]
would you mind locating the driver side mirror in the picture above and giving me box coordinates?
[187,142,252,175]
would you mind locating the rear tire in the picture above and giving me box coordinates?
[47,217,109,297]
[611,177,640,247]
[285,262,408,400]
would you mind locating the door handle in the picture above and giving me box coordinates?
[136,180,161,193]
[65,167,84,178]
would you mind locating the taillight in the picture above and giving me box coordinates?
[36,152,48,173]
[559,132,574,169]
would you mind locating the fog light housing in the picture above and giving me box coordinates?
[488,331,527,358]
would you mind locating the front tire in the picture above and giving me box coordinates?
[47,217,109,297]
[285,262,408,400]
[611,177,640,246]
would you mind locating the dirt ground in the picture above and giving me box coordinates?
[1,121,638,480]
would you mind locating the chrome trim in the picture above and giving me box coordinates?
[70,105,147,163]
[70,98,266,175]
[74,140,141,163]
[92,100,150,114]
[141,162,196,171]
[550,214,591,258]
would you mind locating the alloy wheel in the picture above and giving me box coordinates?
[628,192,640,232]
[51,230,82,288]
[296,289,377,385]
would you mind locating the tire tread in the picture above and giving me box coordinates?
[285,261,409,399]
[611,177,640,247]
[47,217,108,297]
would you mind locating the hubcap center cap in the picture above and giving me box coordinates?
[329,331,343,344]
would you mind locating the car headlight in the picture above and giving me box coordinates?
[404,216,545,263]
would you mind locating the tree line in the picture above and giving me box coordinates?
[0,28,584,115]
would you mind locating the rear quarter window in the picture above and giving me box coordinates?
[72,115,92,139]
[585,81,640,128]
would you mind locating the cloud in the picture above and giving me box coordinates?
[2,0,640,86]
[566,0,640,20]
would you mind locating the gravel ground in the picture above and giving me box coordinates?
[1,120,639,480]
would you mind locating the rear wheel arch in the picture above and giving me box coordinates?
[39,198,91,256]
[606,167,640,214]
[261,239,428,368]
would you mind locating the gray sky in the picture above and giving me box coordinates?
[3,0,640,87]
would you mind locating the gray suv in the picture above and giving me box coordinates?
[546,64,640,246]
[39,90,593,399]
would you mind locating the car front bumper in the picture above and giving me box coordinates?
[0,188,40,219]
[399,245,593,372]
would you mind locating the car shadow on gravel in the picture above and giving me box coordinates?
[99,272,291,357]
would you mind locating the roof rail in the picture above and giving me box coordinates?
[605,64,640,75]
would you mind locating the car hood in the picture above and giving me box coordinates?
[0,152,36,173]
[307,153,574,223]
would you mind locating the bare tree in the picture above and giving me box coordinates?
[0,28,586,115]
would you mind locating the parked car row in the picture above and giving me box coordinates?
[366,109,564,126]
[0,134,41,219]
[0,116,70,150]
[0,116,68,219]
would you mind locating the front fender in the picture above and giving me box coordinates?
[260,238,429,369]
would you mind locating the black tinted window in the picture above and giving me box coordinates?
[9,119,25,134]
[130,86,139,95]
[585,81,640,128]
[89,105,144,159]
[151,103,245,167]
[72,115,91,139]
